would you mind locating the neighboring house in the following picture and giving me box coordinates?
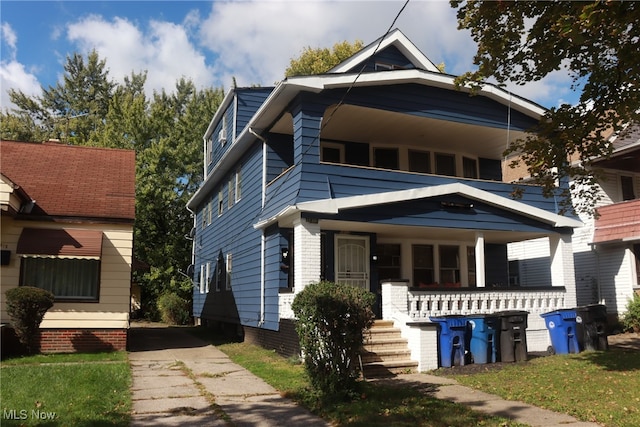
[187,29,582,370]
[508,125,640,321]
[1,140,135,353]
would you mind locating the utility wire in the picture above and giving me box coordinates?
[192,0,412,266]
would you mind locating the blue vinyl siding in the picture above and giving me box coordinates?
[194,141,281,329]
[345,45,415,73]
[235,88,273,135]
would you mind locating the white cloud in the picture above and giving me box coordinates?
[66,14,216,97]
[1,23,41,112]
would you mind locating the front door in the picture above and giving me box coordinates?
[335,235,369,289]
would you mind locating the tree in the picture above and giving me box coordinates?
[6,50,115,143]
[285,40,364,77]
[2,51,224,320]
[451,0,640,215]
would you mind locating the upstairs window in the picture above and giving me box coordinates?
[621,175,636,201]
[217,190,224,216]
[463,157,478,179]
[435,153,456,176]
[321,142,344,163]
[373,147,399,170]
[235,168,243,202]
[408,150,431,174]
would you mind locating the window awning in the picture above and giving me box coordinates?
[16,228,103,259]
[592,200,640,244]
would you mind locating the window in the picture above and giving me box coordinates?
[235,168,242,202]
[215,251,226,291]
[509,260,520,286]
[226,253,233,290]
[467,246,476,287]
[206,137,213,164]
[219,114,228,146]
[412,245,434,286]
[205,262,211,293]
[228,179,235,209]
[378,244,401,280]
[202,204,207,229]
[373,147,399,170]
[463,157,478,179]
[208,198,213,224]
[199,265,205,294]
[435,153,456,176]
[321,142,344,163]
[218,190,224,216]
[621,176,636,201]
[20,257,100,301]
[439,245,460,284]
[408,150,431,174]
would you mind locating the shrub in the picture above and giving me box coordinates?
[5,286,55,354]
[157,292,191,325]
[291,281,376,400]
[622,293,640,333]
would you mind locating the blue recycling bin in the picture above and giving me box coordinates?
[430,315,469,368]
[540,309,580,354]
[466,314,500,364]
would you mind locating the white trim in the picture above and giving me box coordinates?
[329,29,441,74]
[254,182,583,229]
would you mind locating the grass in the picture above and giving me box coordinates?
[193,327,527,426]
[1,351,131,426]
[439,349,640,427]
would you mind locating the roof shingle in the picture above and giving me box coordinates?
[1,140,135,221]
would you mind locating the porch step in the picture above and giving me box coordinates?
[361,320,418,377]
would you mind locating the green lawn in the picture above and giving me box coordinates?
[198,328,528,427]
[1,352,131,426]
[439,349,640,427]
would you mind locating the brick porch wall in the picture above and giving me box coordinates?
[243,319,300,359]
[39,329,128,353]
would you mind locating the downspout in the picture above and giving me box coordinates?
[249,127,268,326]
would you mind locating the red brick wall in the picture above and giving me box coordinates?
[39,329,128,353]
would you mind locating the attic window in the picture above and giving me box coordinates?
[219,115,228,146]
[374,62,406,71]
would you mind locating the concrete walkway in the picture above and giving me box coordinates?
[129,324,330,427]
[129,324,615,427]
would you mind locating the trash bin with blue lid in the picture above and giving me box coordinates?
[575,304,609,351]
[466,314,500,364]
[540,309,580,354]
[430,315,469,368]
[495,310,529,362]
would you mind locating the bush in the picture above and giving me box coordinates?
[622,293,640,333]
[5,286,55,354]
[157,292,191,325]
[292,281,376,400]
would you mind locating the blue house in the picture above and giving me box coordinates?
[187,29,582,370]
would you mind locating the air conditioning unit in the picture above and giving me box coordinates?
[218,128,227,145]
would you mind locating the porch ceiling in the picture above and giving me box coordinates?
[318,219,551,244]
[270,104,528,159]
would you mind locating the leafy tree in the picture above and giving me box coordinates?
[451,0,640,215]
[2,51,224,320]
[285,40,364,77]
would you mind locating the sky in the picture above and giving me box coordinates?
[1,1,580,113]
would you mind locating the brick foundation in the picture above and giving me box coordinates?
[243,319,300,359]
[39,329,128,353]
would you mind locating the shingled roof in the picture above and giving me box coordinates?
[1,140,135,221]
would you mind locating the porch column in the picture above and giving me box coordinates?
[293,217,321,294]
[475,232,486,287]
[549,233,577,307]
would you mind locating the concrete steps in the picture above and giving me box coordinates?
[361,320,418,377]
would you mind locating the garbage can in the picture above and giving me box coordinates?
[466,314,500,364]
[495,311,529,362]
[575,304,609,351]
[540,309,580,354]
[430,315,469,368]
